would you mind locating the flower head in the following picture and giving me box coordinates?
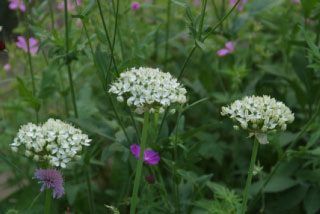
[0,40,5,51]
[193,0,200,6]
[8,0,26,12]
[217,41,237,56]
[130,144,160,165]
[16,36,38,54]
[229,0,247,11]
[57,0,81,10]
[4,64,11,71]
[221,95,294,144]
[33,169,64,199]
[11,118,91,168]
[145,175,155,184]
[109,67,187,114]
[131,1,140,11]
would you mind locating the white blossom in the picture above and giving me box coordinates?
[109,67,187,114]
[11,118,91,168]
[221,95,295,144]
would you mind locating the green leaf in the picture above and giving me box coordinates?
[80,0,96,17]
[264,176,298,193]
[249,0,285,16]
[304,186,320,214]
[301,0,318,17]
[38,63,58,99]
[95,44,112,89]
[16,77,40,111]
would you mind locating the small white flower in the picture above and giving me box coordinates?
[109,67,187,114]
[221,95,295,144]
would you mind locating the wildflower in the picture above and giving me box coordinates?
[229,0,247,11]
[11,118,91,168]
[109,67,187,114]
[16,36,39,54]
[291,0,300,3]
[217,41,237,56]
[57,0,81,10]
[145,175,155,184]
[8,0,26,12]
[33,169,65,199]
[306,19,315,25]
[130,144,160,165]
[193,0,200,6]
[221,95,294,144]
[131,1,140,11]
[0,40,5,51]
[4,64,11,71]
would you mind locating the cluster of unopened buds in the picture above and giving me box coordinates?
[109,67,187,114]
[11,118,91,168]
[221,95,294,144]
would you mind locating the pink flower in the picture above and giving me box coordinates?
[291,0,300,3]
[57,0,81,10]
[193,0,200,6]
[4,64,11,71]
[8,0,26,12]
[229,0,247,11]
[217,41,237,56]
[130,144,160,165]
[33,169,65,199]
[131,1,140,11]
[306,18,315,25]
[16,36,39,54]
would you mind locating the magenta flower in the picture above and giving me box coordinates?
[229,0,247,11]
[8,0,26,12]
[193,0,200,6]
[33,169,65,199]
[217,41,237,56]
[306,19,315,25]
[16,36,39,54]
[130,144,160,165]
[131,1,140,11]
[57,0,81,10]
[4,64,11,71]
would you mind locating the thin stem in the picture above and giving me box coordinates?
[241,138,259,214]
[164,0,172,70]
[86,169,95,214]
[173,111,181,214]
[48,0,55,30]
[197,0,207,40]
[130,112,150,214]
[24,0,39,123]
[64,0,78,118]
[44,189,52,214]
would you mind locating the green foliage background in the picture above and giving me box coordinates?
[1,0,320,213]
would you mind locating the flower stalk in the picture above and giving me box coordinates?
[240,137,259,214]
[45,189,52,214]
[130,111,150,214]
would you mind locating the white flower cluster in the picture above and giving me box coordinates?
[11,118,91,168]
[108,67,187,114]
[221,95,294,144]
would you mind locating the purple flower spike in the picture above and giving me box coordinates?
[217,41,237,57]
[130,144,160,165]
[33,169,65,199]
[131,1,140,11]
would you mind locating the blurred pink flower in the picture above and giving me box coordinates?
[130,144,160,165]
[57,0,81,10]
[291,0,300,3]
[132,1,140,11]
[4,64,11,71]
[217,41,237,56]
[193,0,200,6]
[8,0,26,12]
[229,0,247,11]
[16,36,39,54]
[306,19,315,25]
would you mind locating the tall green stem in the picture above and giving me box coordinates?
[86,169,95,214]
[24,0,39,123]
[44,189,52,214]
[164,0,172,69]
[197,0,207,40]
[130,112,150,214]
[64,0,78,118]
[173,111,181,214]
[241,138,259,214]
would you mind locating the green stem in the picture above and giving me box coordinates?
[241,138,259,214]
[86,169,95,214]
[64,0,78,118]
[130,112,150,214]
[48,0,55,30]
[173,111,181,214]
[197,0,207,40]
[44,189,52,214]
[164,0,172,69]
[24,0,39,123]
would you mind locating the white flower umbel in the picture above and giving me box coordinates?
[108,67,187,114]
[221,95,294,144]
[11,118,91,168]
